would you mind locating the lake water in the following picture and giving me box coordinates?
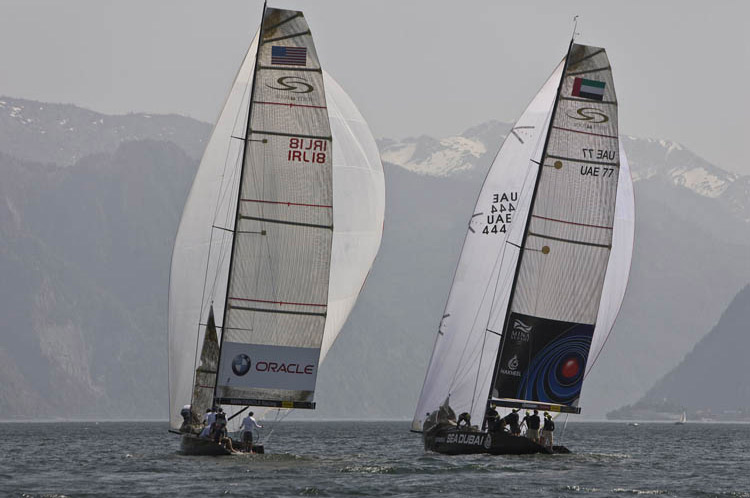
[2,421,749,497]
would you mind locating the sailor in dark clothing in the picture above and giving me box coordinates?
[541,412,555,449]
[485,404,500,431]
[457,412,472,428]
[503,408,521,436]
[524,409,541,443]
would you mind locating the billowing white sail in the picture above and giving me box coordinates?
[168,32,258,430]
[169,9,384,429]
[411,61,564,431]
[320,73,385,361]
[586,142,634,375]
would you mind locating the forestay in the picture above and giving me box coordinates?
[492,44,620,409]
[215,8,333,408]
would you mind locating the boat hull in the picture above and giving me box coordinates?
[424,428,569,455]
[179,433,265,456]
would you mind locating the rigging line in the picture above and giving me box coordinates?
[559,96,617,106]
[257,65,322,73]
[240,215,334,230]
[262,30,311,44]
[531,214,613,230]
[566,66,611,77]
[551,126,618,140]
[229,297,328,307]
[263,12,301,32]
[568,48,605,68]
[230,305,327,317]
[249,129,332,141]
[528,231,612,249]
[545,154,619,167]
[253,101,327,110]
[241,198,333,209]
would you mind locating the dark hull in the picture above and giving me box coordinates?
[179,433,265,456]
[424,428,569,455]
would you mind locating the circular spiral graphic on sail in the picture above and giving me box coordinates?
[517,333,591,405]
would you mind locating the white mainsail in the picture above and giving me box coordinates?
[412,43,632,431]
[169,8,384,429]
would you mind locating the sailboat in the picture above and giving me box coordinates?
[675,411,687,425]
[412,40,634,455]
[168,4,385,455]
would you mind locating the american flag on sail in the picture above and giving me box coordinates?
[271,46,307,66]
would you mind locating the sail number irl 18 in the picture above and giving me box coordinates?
[483,192,517,234]
[288,138,328,164]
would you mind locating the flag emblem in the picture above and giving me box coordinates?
[271,46,307,66]
[572,77,605,101]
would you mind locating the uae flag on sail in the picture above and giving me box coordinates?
[572,77,605,101]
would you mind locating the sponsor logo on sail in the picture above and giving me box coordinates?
[231,354,252,376]
[510,319,531,342]
[266,76,314,94]
[567,107,609,123]
[500,354,522,378]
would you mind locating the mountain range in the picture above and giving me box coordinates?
[0,96,748,420]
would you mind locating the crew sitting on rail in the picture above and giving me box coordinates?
[211,408,237,452]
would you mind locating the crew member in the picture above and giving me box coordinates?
[503,408,521,436]
[540,412,555,449]
[457,412,472,428]
[240,411,263,453]
[485,404,500,431]
[524,409,541,443]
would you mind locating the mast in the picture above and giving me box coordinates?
[213,1,268,403]
[485,38,575,420]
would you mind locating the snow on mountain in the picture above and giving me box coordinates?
[379,123,748,216]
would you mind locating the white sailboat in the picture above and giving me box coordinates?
[168,4,385,455]
[675,411,687,425]
[412,39,634,455]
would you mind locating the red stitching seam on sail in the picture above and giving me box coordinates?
[551,126,618,139]
[229,297,328,307]
[241,199,332,208]
[254,101,327,109]
[531,214,613,230]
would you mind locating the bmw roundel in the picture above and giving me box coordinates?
[231,354,252,376]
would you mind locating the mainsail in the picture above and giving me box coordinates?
[168,7,384,430]
[412,43,632,431]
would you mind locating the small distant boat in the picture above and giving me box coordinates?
[675,411,687,425]
[628,422,639,427]
[412,37,635,456]
[167,3,384,455]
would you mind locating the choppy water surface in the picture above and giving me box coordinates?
[1,421,748,497]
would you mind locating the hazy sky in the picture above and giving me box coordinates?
[1,0,748,174]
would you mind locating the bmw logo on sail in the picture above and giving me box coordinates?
[231,354,252,376]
